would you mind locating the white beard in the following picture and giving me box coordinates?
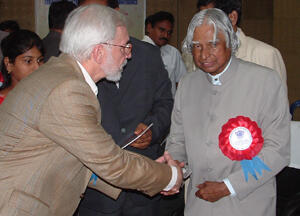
[105,59,127,82]
[103,47,128,82]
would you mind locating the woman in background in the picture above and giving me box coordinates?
[0,29,44,104]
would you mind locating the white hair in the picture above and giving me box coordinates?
[60,4,127,61]
[182,8,238,55]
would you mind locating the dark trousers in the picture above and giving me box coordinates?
[75,193,160,216]
[158,187,185,216]
[276,167,300,216]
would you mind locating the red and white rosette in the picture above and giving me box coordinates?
[218,116,270,181]
[219,116,263,161]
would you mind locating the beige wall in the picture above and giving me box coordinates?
[0,0,35,32]
[241,0,273,44]
[273,0,300,118]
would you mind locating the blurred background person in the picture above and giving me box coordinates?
[0,29,44,104]
[43,0,76,62]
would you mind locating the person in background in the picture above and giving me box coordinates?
[0,20,20,33]
[183,0,287,85]
[43,0,76,62]
[166,8,290,216]
[143,11,187,98]
[75,1,174,216]
[0,29,44,104]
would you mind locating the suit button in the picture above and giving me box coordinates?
[121,128,126,134]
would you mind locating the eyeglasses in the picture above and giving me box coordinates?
[101,42,132,56]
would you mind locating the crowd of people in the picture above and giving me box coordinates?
[0,0,296,216]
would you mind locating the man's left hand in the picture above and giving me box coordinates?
[195,181,230,202]
[130,123,152,149]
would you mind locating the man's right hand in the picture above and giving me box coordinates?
[156,151,184,196]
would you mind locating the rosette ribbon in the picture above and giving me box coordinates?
[90,173,98,185]
[219,116,271,182]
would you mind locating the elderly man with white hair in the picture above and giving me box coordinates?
[0,5,183,216]
[165,8,290,216]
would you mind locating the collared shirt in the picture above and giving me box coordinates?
[76,60,177,191]
[76,61,98,95]
[207,57,232,86]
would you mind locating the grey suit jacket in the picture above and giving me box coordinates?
[167,57,290,216]
[0,54,172,216]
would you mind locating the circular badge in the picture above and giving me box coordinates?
[229,127,253,150]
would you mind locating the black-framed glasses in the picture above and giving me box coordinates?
[101,42,132,56]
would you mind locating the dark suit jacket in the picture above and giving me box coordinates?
[78,37,174,213]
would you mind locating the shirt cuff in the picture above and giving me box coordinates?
[223,178,236,197]
[163,166,178,191]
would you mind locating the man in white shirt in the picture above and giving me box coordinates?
[143,11,187,97]
[0,5,183,216]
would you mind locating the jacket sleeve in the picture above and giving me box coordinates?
[37,79,172,197]
[166,78,188,164]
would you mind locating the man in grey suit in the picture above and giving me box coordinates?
[76,1,174,216]
[0,5,182,216]
[166,8,290,216]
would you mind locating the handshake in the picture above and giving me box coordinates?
[156,152,184,196]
